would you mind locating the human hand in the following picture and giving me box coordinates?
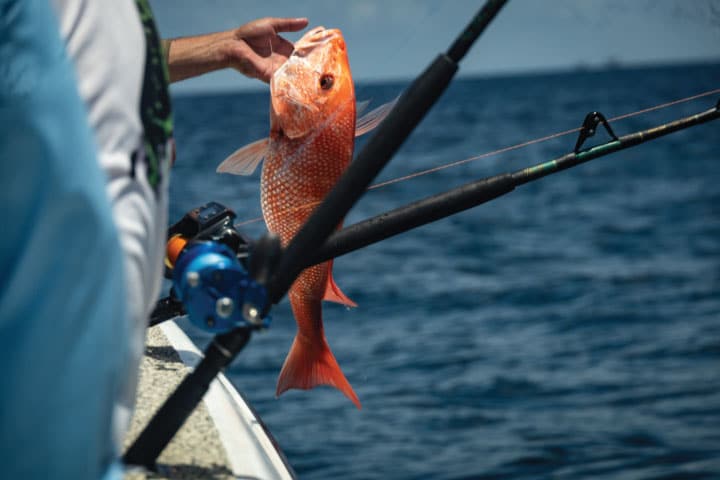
[225,17,309,83]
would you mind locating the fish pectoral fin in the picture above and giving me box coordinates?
[216,138,269,175]
[276,333,362,409]
[355,96,399,137]
[323,261,358,307]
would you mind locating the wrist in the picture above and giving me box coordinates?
[216,34,236,71]
[165,31,233,83]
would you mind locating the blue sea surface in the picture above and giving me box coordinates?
[169,63,720,479]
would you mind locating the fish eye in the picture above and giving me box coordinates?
[320,74,334,90]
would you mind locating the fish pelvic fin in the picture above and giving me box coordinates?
[216,138,269,175]
[355,96,399,137]
[276,333,362,409]
[323,260,357,307]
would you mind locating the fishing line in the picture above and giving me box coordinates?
[370,86,720,189]
[234,86,720,227]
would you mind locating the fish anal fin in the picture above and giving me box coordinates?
[276,334,362,409]
[355,96,399,137]
[323,261,357,307]
[216,138,269,175]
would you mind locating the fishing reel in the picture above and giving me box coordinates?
[164,201,249,276]
[151,201,270,332]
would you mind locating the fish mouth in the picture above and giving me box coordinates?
[293,27,343,56]
[274,91,319,114]
[271,90,320,139]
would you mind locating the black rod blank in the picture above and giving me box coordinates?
[267,0,509,305]
[447,0,508,63]
[307,174,515,266]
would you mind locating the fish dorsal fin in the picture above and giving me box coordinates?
[356,99,371,116]
[216,138,269,175]
[355,97,398,137]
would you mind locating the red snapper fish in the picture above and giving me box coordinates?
[217,27,393,409]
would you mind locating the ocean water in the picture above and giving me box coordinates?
[168,62,720,479]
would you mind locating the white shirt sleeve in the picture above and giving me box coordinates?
[51,0,171,449]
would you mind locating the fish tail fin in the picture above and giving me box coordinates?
[323,260,357,307]
[276,334,361,409]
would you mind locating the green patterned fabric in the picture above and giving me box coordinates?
[133,0,173,190]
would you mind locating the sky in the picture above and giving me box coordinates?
[149,0,720,94]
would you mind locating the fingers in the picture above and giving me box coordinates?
[272,36,294,59]
[265,17,309,33]
[246,54,273,83]
[229,17,309,82]
[229,46,275,83]
[234,17,308,42]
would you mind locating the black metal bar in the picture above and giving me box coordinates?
[123,327,252,469]
[267,0,509,305]
[304,104,720,267]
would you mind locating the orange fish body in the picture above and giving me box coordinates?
[263,27,360,408]
[218,27,397,409]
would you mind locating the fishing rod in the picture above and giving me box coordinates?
[146,91,720,326]
[148,96,720,330]
[129,101,720,473]
[266,0,509,306]
[306,100,720,266]
[124,0,508,469]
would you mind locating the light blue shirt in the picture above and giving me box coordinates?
[0,0,129,478]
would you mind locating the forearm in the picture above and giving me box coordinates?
[163,31,233,83]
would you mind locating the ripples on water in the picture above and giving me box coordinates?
[170,63,720,479]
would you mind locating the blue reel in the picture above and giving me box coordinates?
[172,241,270,333]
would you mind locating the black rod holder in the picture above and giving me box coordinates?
[123,328,252,469]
